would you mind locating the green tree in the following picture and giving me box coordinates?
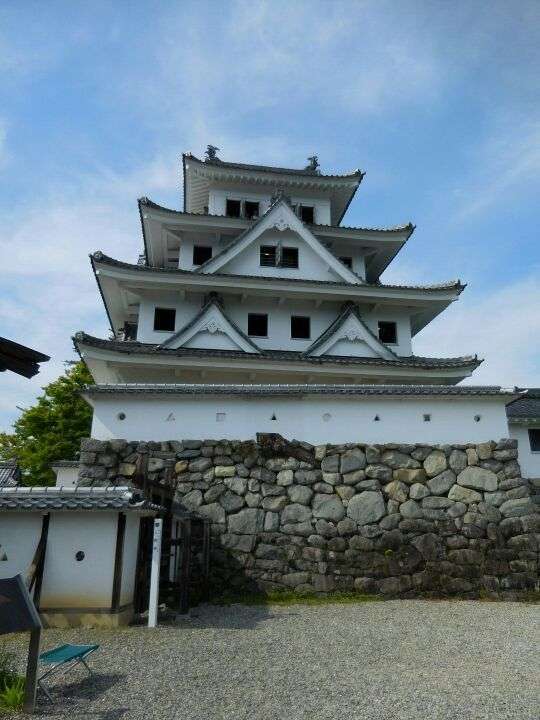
[0,361,93,485]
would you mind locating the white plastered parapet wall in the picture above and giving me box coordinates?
[86,390,513,445]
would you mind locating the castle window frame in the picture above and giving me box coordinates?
[339,256,353,269]
[192,245,212,266]
[528,428,540,452]
[248,313,268,338]
[291,315,311,340]
[299,205,315,223]
[244,201,260,219]
[281,246,299,268]
[260,245,277,267]
[226,199,241,217]
[153,307,176,332]
[378,321,398,345]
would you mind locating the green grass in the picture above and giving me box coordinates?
[0,650,24,714]
[212,589,383,606]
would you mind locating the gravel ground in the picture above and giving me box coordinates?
[2,600,539,720]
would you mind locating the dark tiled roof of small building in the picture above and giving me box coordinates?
[0,337,49,378]
[83,383,516,398]
[0,461,20,487]
[74,333,481,370]
[0,486,162,512]
[506,388,540,420]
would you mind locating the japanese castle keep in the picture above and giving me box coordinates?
[74,148,535,453]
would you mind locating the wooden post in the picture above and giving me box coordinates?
[179,519,191,615]
[31,513,50,611]
[23,627,41,714]
[148,518,162,628]
[111,513,126,612]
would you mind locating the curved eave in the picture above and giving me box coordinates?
[183,153,364,224]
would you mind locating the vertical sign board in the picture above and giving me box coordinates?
[148,518,163,628]
[0,575,42,714]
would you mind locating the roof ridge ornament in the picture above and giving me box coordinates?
[305,155,320,174]
[205,145,221,163]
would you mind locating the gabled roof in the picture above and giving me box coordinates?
[305,304,397,359]
[0,337,49,378]
[75,333,482,371]
[0,461,20,487]
[158,295,260,353]
[194,198,361,283]
[506,388,540,422]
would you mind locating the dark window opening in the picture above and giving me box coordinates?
[226,199,241,217]
[528,428,540,451]
[281,246,299,268]
[291,316,311,339]
[300,206,314,223]
[339,256,353,269]
[248,313,268,337]
[260,245,277,267]
[154,307,176,332]
[244,201,260,219]
[192,245,212,266]
[378,321,397,344]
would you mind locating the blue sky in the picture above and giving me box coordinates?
[1,0,539,430]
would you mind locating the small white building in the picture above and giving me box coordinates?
[507,389,540,478]
[0,486,161,627]
[51,460,79,487]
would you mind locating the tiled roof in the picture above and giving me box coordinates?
[50,460,79,468]
[83,383,516,398]
[185,153,364,180]
[138,197,413,235]
[0,461,20,487]
[91,252,464,294]
[74,333,482,370]
[0,486,162,512]
[506,388,540,421]
[0,336,49,379]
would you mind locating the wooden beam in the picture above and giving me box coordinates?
[111,512,127,612]
[30,513,50,611]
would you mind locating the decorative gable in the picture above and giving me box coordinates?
[305,304,397,359]
[159,297,260,353]
[196,200,361,284]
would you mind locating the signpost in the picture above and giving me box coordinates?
[148,518,162,628]
[0,575,42,713]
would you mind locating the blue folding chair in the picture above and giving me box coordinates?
[38,644,99,702]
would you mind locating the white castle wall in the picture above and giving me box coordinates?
[508,424,540,478]
[90,395,510,445]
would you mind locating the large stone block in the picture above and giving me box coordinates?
[287,485,313,505]
[383,480,408,503]
[312,495,346,522]
[228,508,265,533]
[399,499,423,519]
[448,484,482,504]
[347,491,386,525]
[423,451,447,477]
[215,465,235,478]
[340,448,366,474]
[219,490,245,512]
[393,468,427,485]
[499,498,535,518]
[198,502,226,524]
[281,503,312,524]
[381,450,420,470]
[427,470,456,496]
[457,466,498,492]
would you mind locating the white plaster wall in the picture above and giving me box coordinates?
[209,188,332,225]
[219,229,343,282]
[53,467,79,487]
[120,513,140,607]
[0,514,43,580]
[136,293,413,356]
[40,513,118,609]
[508,424,540,478]
[90,395,510,445]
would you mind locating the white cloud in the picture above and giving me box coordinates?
[415,275,540,387]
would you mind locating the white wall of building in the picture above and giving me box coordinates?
[52,466,79,487]
[0,511,142,612]
[209,188,332,225]
[90,395,511,445]
[135,291,413,356]
[508,423,540,478]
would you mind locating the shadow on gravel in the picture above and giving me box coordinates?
[178,603,298,631]
[34,673,126,716]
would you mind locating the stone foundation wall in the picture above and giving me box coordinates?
[79,437,540,598]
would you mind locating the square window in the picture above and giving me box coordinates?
[281,246,299,268]
[423,414,431,422]
[244,201,259,219]
[378,321,397,344]
[339,256,353,269]
[154,307,176,332]
[192,245,212,266]
[260,245,277,267]
[226,199,241,217]
[248,313,268,337]
[528,428,540,451]
[291,316,310,339]
[300,206,314,223]
[216,412,226,422]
